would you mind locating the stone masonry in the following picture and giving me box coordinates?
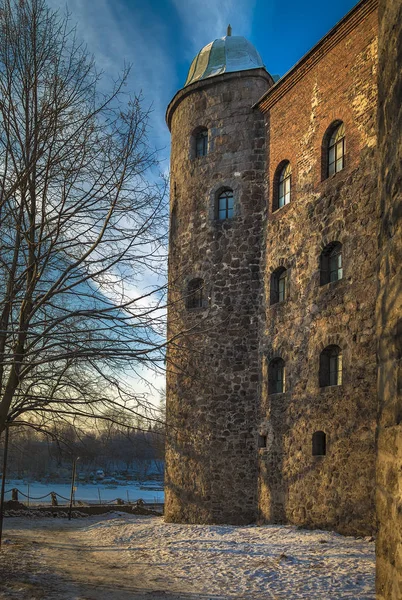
[256,0,378,535]
[376,0,402,596]
[165,69,272,524]
[165,0,394,541]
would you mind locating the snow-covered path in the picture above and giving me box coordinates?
[87,515,375,599]
[1,514,375,599]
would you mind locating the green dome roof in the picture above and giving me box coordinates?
[184,32,266,87]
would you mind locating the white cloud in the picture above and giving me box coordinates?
[172,0,257,57]
[47,0,175,165]
[44,0,171,406]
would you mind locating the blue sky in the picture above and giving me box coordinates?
[45,0,358,403]
[48,0,358,169]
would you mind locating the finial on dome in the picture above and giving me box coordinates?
[227,24,232,36]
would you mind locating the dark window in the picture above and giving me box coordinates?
[258,435,267,448]
[320,242,342,285]
[268,358,285,394]
[312,431,326,456]
[278,163,291,208]
[319,345,342,387]
[186,278,204,309]
[218,190,234,220]
[273,162,291,211]
[195,129,208,157]
[327,122,345,177]
[270,267,287,305]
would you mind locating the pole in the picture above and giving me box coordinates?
[0,427,10,549]
[68,457,78,521]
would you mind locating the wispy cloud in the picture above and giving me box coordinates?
[47,0,176,164]
[172,0,257,57]
[45,0,174,404]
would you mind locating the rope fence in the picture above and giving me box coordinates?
[3,487,159,507]
[5,488,70,501]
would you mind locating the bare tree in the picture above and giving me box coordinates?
[0,0,169,438]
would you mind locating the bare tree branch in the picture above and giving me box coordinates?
[0,0,170,434]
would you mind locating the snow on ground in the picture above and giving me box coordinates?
[4,479,164,504]
[81,514,375,599]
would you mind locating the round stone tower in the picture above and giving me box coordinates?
[165,29,273,524]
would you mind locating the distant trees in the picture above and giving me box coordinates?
[0,0,168,438]
[2,421,164,481]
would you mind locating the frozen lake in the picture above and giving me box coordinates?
[4,479,164,505]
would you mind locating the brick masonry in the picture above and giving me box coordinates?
[376,0,402,596]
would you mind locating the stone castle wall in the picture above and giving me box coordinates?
[165,70,271,524]
[257,4,378,536]
[165,0,384,537]
[376,0,402,596]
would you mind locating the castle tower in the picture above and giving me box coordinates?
[165,30,273,524]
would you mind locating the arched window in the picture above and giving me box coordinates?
[278,163,291,208]
[270,267,287,305]
[320,242,342,285]
[268,358,285,394]
[194,128,208,158]
[217,189,234,220]
[319,345,342,387]
[326,122,345,177]
[273,162,291,211]
[186,278,204,310]
[312,431,326,456]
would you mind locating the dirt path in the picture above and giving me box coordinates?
[0,516,219,600]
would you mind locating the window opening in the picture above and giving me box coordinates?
[329,245,342,282]
[278,163,291,208]
[278,270,286,302]
[195,129,208,158]
[328,123,345,176]
[312,431,326,456]
[320,242,342,285]
[270,267,287,305]
[329,348,342,386]
[268,358,285,394]
[186,278,204,310]
[320,345,342,387]
[218,190,234,220]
